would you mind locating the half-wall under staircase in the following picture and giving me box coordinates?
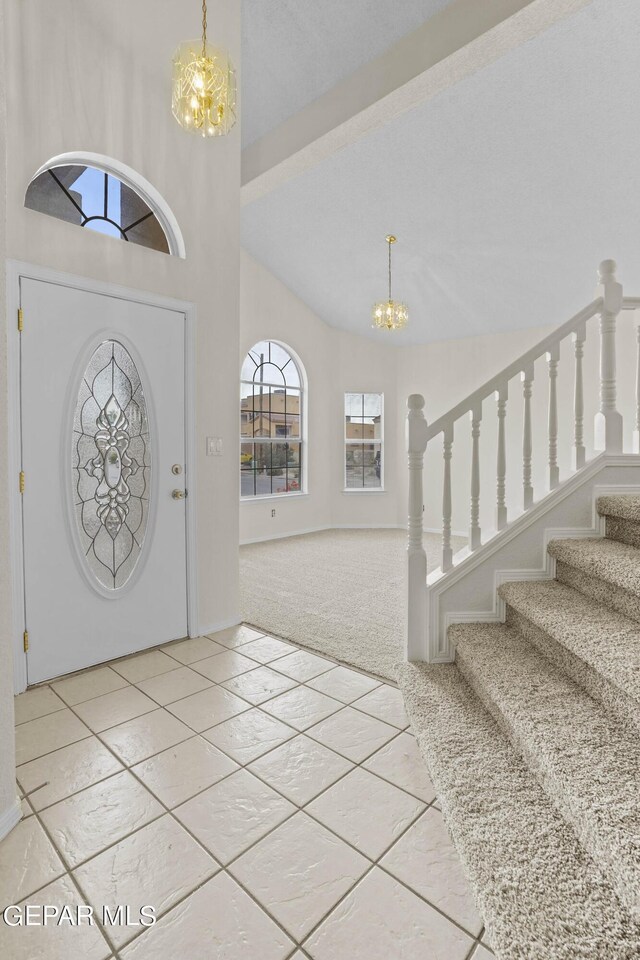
[398,261,640,959]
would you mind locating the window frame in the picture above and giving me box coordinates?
[25,152,185,257]
[240,341,307,500]
[343,392,385,493]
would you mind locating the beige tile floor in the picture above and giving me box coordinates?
[3,625,493,960]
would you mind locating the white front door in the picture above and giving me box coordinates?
[20,278,189,683]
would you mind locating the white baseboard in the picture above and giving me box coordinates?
[240,524,404,546]
[422,455,640,662]
[239,523,470,547]
[240,525,329,545]
[0,798,22,841]
[197,614,242,638]
[424,526,467,538]
[442,520,603,648]
[334,523,403,530]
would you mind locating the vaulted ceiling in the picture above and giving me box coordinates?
[241,0,455,147]
[240,0,640,346]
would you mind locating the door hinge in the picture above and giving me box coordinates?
[23,631,29,652]
[17,308,23,332]
[19,470,25,494]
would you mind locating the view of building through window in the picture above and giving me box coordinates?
[240,341,303,497]
[344,392,383,489]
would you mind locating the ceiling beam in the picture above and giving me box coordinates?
[241,0,593,205]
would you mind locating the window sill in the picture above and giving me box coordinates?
[342,488,386,494]
[241,492,309,503]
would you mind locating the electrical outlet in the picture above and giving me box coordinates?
[271,509,276,517]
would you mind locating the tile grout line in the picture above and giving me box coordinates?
[17,635,396,745]
[13,630,474,954]
[36,686,375,952]
[18,664,413,861]
[187,723,480,946]
[16,670,407,849]
[464,928,491,960]
[239,619,399,687]
[24,701,448,950]
[292,785,467,952]
[15,627,271,724]
[23,803,122,960]
[16,670,410,810]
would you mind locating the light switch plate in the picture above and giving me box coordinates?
[206,437,223,456]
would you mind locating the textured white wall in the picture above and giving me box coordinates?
[3,0,241,634]
[0,0,20,836]
[240,252,333,541]
[240,253,640,550]
[398,311,640,543]
[0,0,241,829]
[240,252,400,542]
[396,324,555,536]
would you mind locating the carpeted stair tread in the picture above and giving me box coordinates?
[596,495,640,548]
[597,494,640,522]
[396,660,640,960]
[450,622,640,918]
[498,578,640,709]
[547,537,640,596]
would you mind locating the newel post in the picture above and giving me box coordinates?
[594,259,623,453]
[406,394,429,661]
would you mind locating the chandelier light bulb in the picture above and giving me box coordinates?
[372,235,409,331]
[172,0,237,138]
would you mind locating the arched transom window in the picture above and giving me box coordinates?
[240,341,304,498]
[25,163,172,254]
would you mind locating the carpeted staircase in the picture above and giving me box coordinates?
[397,495,640,959]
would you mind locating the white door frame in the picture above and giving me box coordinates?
[6,260,199,693]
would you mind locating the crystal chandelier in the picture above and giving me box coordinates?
[172,0,237,137]
[372,235,408,331]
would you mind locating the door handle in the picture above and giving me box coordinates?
[172,489,187,500]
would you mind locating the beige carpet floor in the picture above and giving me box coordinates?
[240,528,464,681]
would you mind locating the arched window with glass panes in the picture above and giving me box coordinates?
[25,160,181,255]
[240,341,304,498]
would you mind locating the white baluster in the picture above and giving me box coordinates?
[634,324,640,454]
[442,424,453,571]
[547,344,559,489]
[469,404,481,550]
[594,259,623,453]
[496,384,508,530]
[406,395,429,660]
[522,364,534,509]
[573,321,586,470]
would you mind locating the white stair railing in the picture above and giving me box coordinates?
[406,259,638,661]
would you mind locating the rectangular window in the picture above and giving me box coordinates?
[344,393,383,490]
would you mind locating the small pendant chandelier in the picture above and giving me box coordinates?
[172,0,237,137]
[372,235,409,331]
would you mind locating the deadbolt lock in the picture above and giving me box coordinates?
[171,464,183,475]
[172,489,187,500]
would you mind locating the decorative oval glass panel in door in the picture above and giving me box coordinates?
[72,340,151,591]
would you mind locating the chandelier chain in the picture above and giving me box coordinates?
[202,0,207,54]
[172,0,237,137]
[371,234,408,331]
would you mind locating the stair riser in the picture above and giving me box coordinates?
[454,644,640,920]
[556,561,640,625]
[397,661,640,960]
[504,605,640,736]
[606,516,640,549]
